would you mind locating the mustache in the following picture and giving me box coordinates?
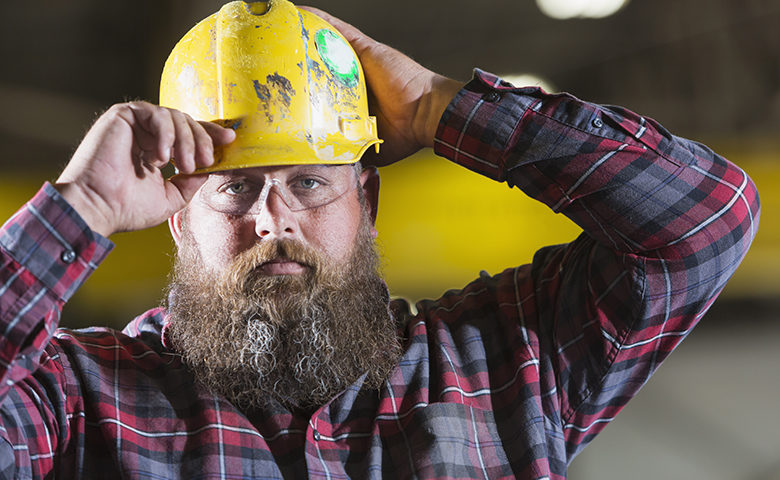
[222,239,328,286]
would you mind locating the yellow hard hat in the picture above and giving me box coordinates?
[159,0,381,172]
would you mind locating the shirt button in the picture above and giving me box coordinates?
[60,249,76,264]
[483,91,501,103]
[313,430,321,441]
[592,117,604,128]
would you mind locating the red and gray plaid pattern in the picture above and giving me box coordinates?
[0,71,759,479]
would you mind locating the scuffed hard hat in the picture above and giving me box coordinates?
[159,0,381,172]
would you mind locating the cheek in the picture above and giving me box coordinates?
[183,210,255,272]
[301,201,364,263]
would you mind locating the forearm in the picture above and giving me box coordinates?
[434,70,760,260]
[0,183,112,396]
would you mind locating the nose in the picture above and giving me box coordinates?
[252,186,298,240]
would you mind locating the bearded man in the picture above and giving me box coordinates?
[0,1,759,479]
[168,187,400,411]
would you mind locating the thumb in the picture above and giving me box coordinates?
[168,173,209,209]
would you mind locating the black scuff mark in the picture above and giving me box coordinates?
[266,73,295,109]
[253,74,296,124]
[253,79,271,101]
[253,79,273,123]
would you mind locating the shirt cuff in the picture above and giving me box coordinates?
[0,182,114,302]
[433,69,541,182]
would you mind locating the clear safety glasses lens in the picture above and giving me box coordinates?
[197,166,358,216]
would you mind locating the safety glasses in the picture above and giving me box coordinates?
[197,165,359,216]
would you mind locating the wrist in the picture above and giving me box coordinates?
[416,75,463,148]
[53,182,115,238]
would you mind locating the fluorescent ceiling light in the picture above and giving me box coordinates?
[536,0,630,19]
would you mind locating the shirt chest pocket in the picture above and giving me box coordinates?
[388,402,515,479]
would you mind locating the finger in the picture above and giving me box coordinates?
[199,120,237,146]
[129,127,163,164]
[129,102,176,166]
[171,109,197,174]
[198,121,237,170]
[128,102,176,163]
[185,115,217,170]
[109,103,164,167]
[167,173,209,206]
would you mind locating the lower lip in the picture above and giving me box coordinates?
[259,261,308,275]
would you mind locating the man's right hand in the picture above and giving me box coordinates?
[54,102,235,238]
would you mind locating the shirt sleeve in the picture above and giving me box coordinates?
[433,70,760,457]
[0,182,113,476]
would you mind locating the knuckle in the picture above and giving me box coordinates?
[160,128,176,144]
[105,103,131,119]
[177,132,195,152]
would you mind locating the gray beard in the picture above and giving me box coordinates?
[165,219,402,411]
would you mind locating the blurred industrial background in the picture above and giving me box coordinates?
[0,0,777,478]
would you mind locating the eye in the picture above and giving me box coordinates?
[217,179,256,195]
[298,177,322,190]
[226,182,246,194]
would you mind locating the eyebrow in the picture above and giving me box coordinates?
[209,165,346,179]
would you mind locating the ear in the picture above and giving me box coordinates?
[168,209,185,245]
[359,166,380,238]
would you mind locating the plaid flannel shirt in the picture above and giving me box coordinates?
[0,70,759,479]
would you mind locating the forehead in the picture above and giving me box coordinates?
[206,164,356,180]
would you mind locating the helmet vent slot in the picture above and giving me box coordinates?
[243,1,269,15]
